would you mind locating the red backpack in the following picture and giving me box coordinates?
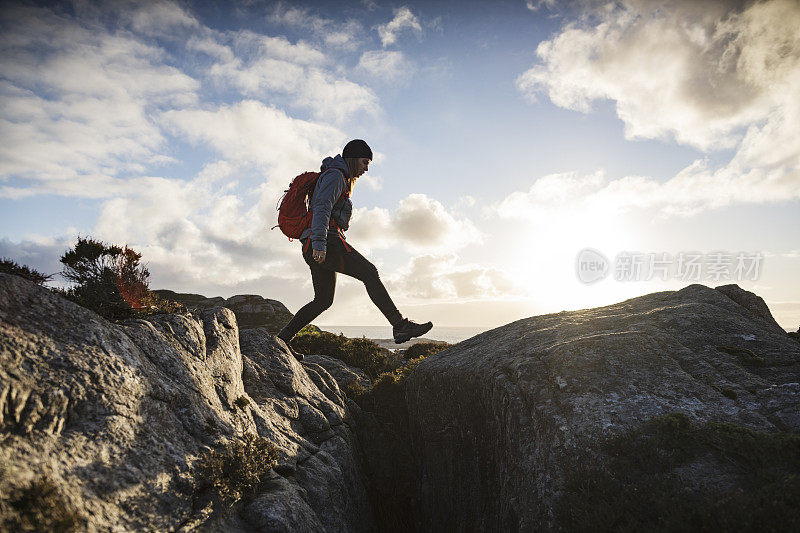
[274,168,347,239]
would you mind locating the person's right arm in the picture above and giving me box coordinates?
[308,170,346,252]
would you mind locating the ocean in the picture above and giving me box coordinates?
[317,325,490,345]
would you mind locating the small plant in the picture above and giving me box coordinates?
[56,236,183,320]
[193,434,279,507]
[402,341,451,359]
[233,396,250,410]
[0,257,53,285]
[341,380,367,402]
[292,329,398,378]
[0,476,82,532]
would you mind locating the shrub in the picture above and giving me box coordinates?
[362,357,426,417]
[193,434,279,507]
[556,413,800,531]
[0,476,82,532]
[0,257,53,285]
[402,341,451,359]
[292,329,398,378]
[233,396,250,410]
[57,236,183,320]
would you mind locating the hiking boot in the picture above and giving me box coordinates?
[393,318,433,344]
[276,335,304,362]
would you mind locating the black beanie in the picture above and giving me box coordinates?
[342,139,372,160]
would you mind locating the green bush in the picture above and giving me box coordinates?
[361,357,426,417]
[0,258,53,285]
[193,434,279,507]
[56,236,183,320]
[291,329,398,378]
[0,476,82,532]
[556,412,800,531]
[402,341,451,359]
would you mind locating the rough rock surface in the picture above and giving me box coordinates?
[304,354,372,392]
[153,290,293,333]
[0,273,370,532]
[406,284,800,531]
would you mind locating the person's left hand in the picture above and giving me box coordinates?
[312,250,326,263]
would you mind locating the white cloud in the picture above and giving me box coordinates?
[205,31,379,122]
[348,194,484,253]
[0,3,198,196]
[127,0,201,36]
[355,173,383,191]
[516,0,800,212]
[162,100,344,177]
[269,3,362,51]
[388,253,518,300]
[376,6,422,47]
[525,0,556,11]
[357,50,416,84]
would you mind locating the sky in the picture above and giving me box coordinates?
[1,0,798,331]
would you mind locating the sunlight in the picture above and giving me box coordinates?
[508,202,646,314]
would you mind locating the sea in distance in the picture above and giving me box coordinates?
[318,325,490,345]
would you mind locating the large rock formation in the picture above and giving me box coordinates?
[406,284,800,530]
[0,273,370,531]
[153,290,293,333]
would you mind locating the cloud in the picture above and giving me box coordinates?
[516,0,800,211]
[0,236,71,281]
[357,50,416,85]
[162,100,344,177]
[205,31,379,122]
[269,3,362,51]
[0,3,198,194]
[388,253,518,300]
[493,162,800,219]
[525,0,557,11]
[376,6,422,47]
[517,0,800,148]
[347,194,484,253]
[89,159,309,290]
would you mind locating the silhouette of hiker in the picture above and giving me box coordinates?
[277,139,432,360]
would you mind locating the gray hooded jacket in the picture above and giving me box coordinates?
[300,155,353,252]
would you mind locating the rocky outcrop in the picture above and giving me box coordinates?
[153,290,293,333]
[406,284,800,530]
[0,273,370,532]
[304,355,372,392]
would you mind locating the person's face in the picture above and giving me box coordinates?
[356,157,370,177]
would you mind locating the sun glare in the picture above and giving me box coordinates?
[509,203,644,314]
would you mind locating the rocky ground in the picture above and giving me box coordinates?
[2,274,798,531]
[152,290,292,334]
[0,273,370,532]
[406,283,800,530]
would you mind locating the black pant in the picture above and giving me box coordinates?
[278,233,403,341]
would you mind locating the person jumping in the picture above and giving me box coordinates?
[276,139,433,361]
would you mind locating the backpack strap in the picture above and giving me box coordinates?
[310,167,349,230]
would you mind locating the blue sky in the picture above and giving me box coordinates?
[1,0,799,330]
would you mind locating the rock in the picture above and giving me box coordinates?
[153,290,293,333]
[0,273,371,532]
[405,284,800,530]
[304,354,372,392]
